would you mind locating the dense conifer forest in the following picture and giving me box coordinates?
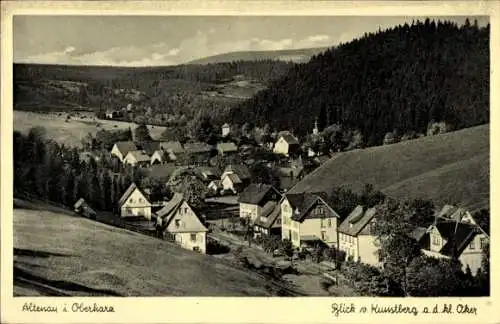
[230,19,490,146]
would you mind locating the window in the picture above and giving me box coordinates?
[328,218,332,227]
[320,218,325,228]
[190,234,197,242]
[480,237,487,249]
[184,207,188,214]
[317,206,324,215]
[432,234,441,246]
[139,198,143,203]
[469,241,475,250]
[292,231,298,241]
[175,219,180,228]
[321,231,327,241]
[129,198,134,203]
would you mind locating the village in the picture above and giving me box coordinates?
[70,118,490,295]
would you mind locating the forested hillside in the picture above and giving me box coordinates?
[14,60,294,123]
[230,19,490,146]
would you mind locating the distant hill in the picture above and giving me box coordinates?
[289,124,489,212]
[230,19,490,146]
[13,199,289,296]
[13,60,294,124]
[188,47,329,65]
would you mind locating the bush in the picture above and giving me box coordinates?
[341,260,391,296]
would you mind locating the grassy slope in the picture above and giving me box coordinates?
[14,111,167,147]
[188,47,329,65]
[13,200,279,296]
[290,124,489,211]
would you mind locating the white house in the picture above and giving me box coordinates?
[420,219,489,275]
[123,150,151,167]
[156,193,208,254]
[118,182,152,220]
[337,205,380,267]
[221,164,251,193]
[111,141,138,162]
[280,192,340,249]
[222,123,231,137]
[238,184,281,222]
[273,134,300,156]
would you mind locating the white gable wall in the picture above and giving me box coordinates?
[111,144,125,162]
[120,188,151,219]
[165,201,207,253]
[273,137,289,155]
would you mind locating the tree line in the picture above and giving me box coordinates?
[230,18,490,147]
[13,127,146,213]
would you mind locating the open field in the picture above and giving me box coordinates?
[290,124,490,211]
[13,111,167,147]
[13,199,290,296]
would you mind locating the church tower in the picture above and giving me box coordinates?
[313,118,319,135]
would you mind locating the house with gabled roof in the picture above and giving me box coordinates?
[150,141,186,165]
[111,141,138,162]
[221,164,251,193]
[123,150,151,167]
[195,166,221,184]
[252,201,282,237]
[435,205,478,226]
[238,183,282,222]
[420,219,489,275]
[280,192,340,249]
[216,142,238,156]
[156,193,208,254]
[119,182,152,220]
[183,142,214,165]
[337,205,380,266]
[273,133,300,156]
[222,123,231,137]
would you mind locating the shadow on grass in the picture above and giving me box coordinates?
[14,266,123,297]
[14,248,73,258]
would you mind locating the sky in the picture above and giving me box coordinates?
[13,15,489,67]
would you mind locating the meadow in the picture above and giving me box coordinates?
[13,199,285,296]
[290,124,490,212]
[13,111,167,147]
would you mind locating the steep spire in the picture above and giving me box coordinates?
[313,118,319,135]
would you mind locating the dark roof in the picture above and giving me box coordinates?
[280,134,299,145]
[217,142,238,153]
[159,141,185,154]
[224,164,251,180]
[435,220,480,257]
[253,201,281,229]
[114,141,138,156]
[156,193,184,220]
[238,184,281,205]
[337,205,378,236]
[147,163,178,181]
[285,192,336,222]
[410,226,428,242]
[285,191,328,210]
[183,142,213,154]
[196,166,221,180]
[118,182,150,206]
[140,141,161,155]
[126,150,150,162]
